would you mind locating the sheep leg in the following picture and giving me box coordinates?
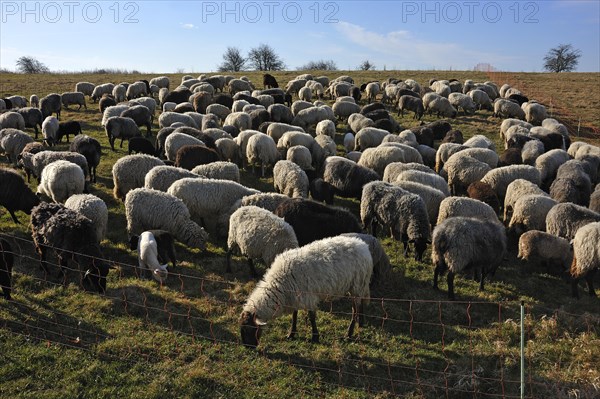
[447,271,456,300]
[347,302,358,339]
[225,248,233,273]
[247,259,257,278]
[308,311,319,343]
[286,310,298,340]
[433,261,445,290]
[261,163,265,178]
[120,137,124,148]
[479,271,486,291]
[39,247,50,274]
[585,269,597,297]
[8,210,20,224]
[571,278,580,299]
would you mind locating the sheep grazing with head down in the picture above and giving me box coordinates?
[64,194,108,244]
[0,167,39,224]
[69,135,101,183]
[226,206,299,277]
[125,188,209,251]
[30,202,109,293]
[112,154,164,201]
[432,216,506,300]
[129,231,173,284]
[517,230,572,277]
[546,203,600,240]
[36,160,86,204]
[0,128,34,165]
[273,160,309,198]
[361,181,430,261]
[570,222,600,298]
[508,195,557,238]
[322,157,379,199]
[240,235,372,347]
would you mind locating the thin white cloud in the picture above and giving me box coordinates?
[334,21,518,69]
[181,23,196,29]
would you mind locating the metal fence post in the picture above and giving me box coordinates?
[520,300,525,399]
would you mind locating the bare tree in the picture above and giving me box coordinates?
[15,56,49,74]
[247,44,285,71]
[543,44,581,73]
[297,59,338,71]
[358,60,375,71]
[217,47,246,72]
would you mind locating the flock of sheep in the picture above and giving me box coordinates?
[0,71,599,348]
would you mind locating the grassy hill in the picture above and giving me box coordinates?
[1,70,599,398]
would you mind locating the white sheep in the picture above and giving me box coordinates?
[436,197,499,225]
[428,97,457,118]
[463,134,496,151]
[503,179,549,222]
[546,202,600,240]
[64,194,108,243]
[246,133,279,177]
[226,205,298,276]
[101,104,130,126]
[164,132,205,161]
[316,119,336,139]
[394,180,446,226]
[273,160,309,198]
[431,216,506,300]
[292,106,335,131]
[41,116,59,146]
[266,122,305,143]
[192,161,240,182]
[444,153,491,195]
[29,94,39,108]
[348,113,374,133]
[521,139,545,165]
[570,222,600,298]
[0,128,33,165]
[494,99,525,119]
[508,195,557,237]
[91,83,115,101]
[365,82,380,103]
[19,150,89,183]
[37,160,85,203]
[61,92,87,110]
[448,92,476,114]
[167,177,259,235]
[125,188,209,250]
[112,84,126,102]
[517,230,572,276]
[158,112,198,129]
[135,231,169,283]
[240,235,372,347]
[357,146,406,177]
[382,162,435,183]
[523,102,547,125]
[206,103,231,122]
[224,111,252,132]
[480,165,541,202]
[354,127,390,151]
[395,169,451,197]
[286,145,313,171]
[144,165,199,191]
[112,154,165,201]
[215,138,242,165]
[535,149,570,188]
[150,76,170,90]
[332,101,361,121]
[75,82,95,96]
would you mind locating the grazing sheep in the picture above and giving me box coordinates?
[246,133,279,177]
[535,149,570,189]
[348,113,375,133]
[323,156,379,199]
[0,128,33,165]
[91,83,115,102]
[570,222,600,298]
[0,112,26,131]
[40,93,62,119]
[590,189,600,213]
[41,116,59,146]
[509,195,557,237]
[273,160,309,198]
[503,179,549,223]
[466,181,501,215]
[0,167,40,224]
[174,145,220,171]
[164,132,204,161]
[54,121,82,144]
[19,150,89,183]
[435,142,467,173]
[125,188,208,250]
[191,161,239,182]
[15,107,43,137]
[354,127,390,151]
[445,153,491,196]
[521,139,545,165]
[517,230,572,275]
[75,82,95,96]
[69,135,101,183]
[37,160,85,203]
[224,111,252,132]
[549,160,592,206]
[167,178,259,235]
[121,104,152,136]
[112,154,164,201]
[274,198,362,246]
[361,181,430,261]
[0,238,14,300]
[292,106,336,131]
[397,95,424,119]
[448,93,476,115]
[428,97,457,118]
[158,111,198,129]
[357,145,406,177]
[394,180,446,226]
[332,101,362,121]
[437,196,499,225]
[128,136,156,156]
[105,116,141,150]
[30,202,109,293]
[382,162,434,183]
[64,194,108,243]
[101,104,130,126]
[111,85,126,103]
[268,104,294,124]
[162,88,193,106]
[494,99,525,120]
[240,235,372,347]
[523,102,547,125]
[432,217,506,300]
[286,145,313,171]
[546,202,600,240]
[226,206,298,276]
[468,89,493,111]
[395,169,450,197]
[480,165,541,203]
[61,92,87,110]
[464,135,496,151]
[131,231,170,283]
[144,165,198,192]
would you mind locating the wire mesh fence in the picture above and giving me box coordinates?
[1,232,598,398]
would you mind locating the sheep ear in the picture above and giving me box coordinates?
[254,317,267,327]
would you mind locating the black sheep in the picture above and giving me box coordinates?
[162,88,192,105]
[363,109,391,122]
[174,144,221,170]
[250,109,270,130]
[192,92,212,114]
[508,93,529,106]
[499,148,523,167]
[174,102,195,113]
[410,126,435,147]
[30,203,109,293]
[128,136,156,156]
[0,238,14,300]
[121,105,152,136]
[309,178,335,205]
[374,118,398,133]
[213,94,234,109]
[2,98,13,110]
[128,229,177,268]
[351,87,361,103]
[69,135,101,183]
[274,198,362,246]
[155,127,177,158]
[0,167,40,224]
[222,125,239,138]
[323,157,379,199]
[263,73,279,89]
[442,129,464,144]
[360,102,386,115]
[56,120,82,143]
[422,120,452,140]
[258,121,272,133]
[397,95,424,120]
[530,132,565,152]
[233,93,261,105]
[99,95,116,113]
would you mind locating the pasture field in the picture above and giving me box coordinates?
[0,70,599,398]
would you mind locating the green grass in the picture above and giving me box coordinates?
[1,70,599,398]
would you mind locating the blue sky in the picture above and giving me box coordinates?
[1,0,598,73]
